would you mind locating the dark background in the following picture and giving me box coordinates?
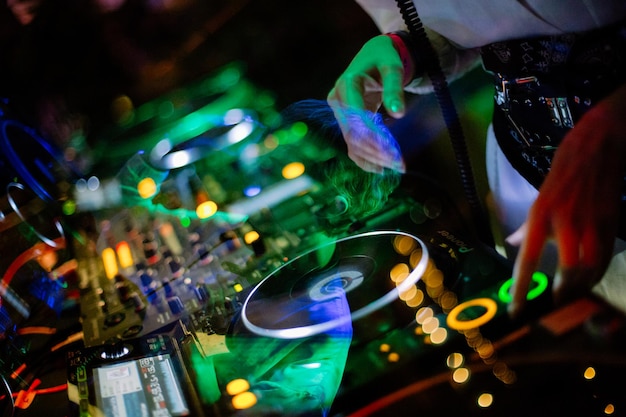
[0,0,380,135]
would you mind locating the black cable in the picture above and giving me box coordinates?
[394,0,494,247]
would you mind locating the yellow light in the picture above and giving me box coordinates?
[446,298,498,331]
[452,367,470,384]
[405,289,425,308]
[102,247,118,279]
[116,241,134,269]
[226,379,250,396]
[415,307,434,325]
[232,391,257,410]
[476,340,495,359]
[233,283,243,293]
[439,290,458,311]
[422,316,439,334]
[393,235,417,256]
[477,393,493,408]
[390,263,410,283]
[196,201,218,219]
[447,353,464,369]
[387,352,400,362]
[281,162,305,179]
[430,327,448,344]
[424,268,444,288]
[584,367,596,379]
[409,249,425,269]
[244,230,260,244]
[399,285,418,301]
[137,177,157,199]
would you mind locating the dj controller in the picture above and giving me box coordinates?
[1,67,626,417]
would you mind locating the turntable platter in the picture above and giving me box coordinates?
[241,231,430,339]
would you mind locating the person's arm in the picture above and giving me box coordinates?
[509,83,626,316]
[327,2,480,173]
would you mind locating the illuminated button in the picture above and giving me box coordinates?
[100,341,130,360]
[226,379,250,396]
[446,298,498,331]
[102,247,118,279]
[196,201,218,219]
[137,177,157,199]
[497,272,549,304]
[232,392,257,410]
[116,241,134,269]
[281,162,305,179]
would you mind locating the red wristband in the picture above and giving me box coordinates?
[386,33,415,86]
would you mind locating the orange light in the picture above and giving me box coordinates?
[102,247,118,279]
[226,379,250,396]
[446,298,498,331]
[244,230,260,244]
[281,162,305,179]
[390,263,410,283]
[36,248,58,272]
[232,392,257,410]
[137,177,157,199]
[196,201,218,219]
[115,241,134,269]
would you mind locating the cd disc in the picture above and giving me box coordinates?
[241,230,429,339]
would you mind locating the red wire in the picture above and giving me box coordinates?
[1,237,66,287]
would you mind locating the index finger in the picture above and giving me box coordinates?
[509,217,549,317]
[379,64,406,118]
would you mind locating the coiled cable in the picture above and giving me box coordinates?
[394,0,494,246]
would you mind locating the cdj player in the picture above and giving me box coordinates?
[1,76,626,417]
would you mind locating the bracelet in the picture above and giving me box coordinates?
[385,31,425,85]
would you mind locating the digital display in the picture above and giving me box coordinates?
[93,354,189,417]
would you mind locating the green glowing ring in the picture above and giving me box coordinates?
[497,272,549,304]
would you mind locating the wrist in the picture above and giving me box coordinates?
[385,31,424,85]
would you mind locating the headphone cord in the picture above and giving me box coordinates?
[394,0,494,247]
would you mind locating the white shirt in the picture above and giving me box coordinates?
[356,0,626,48]
[355,0,626,92]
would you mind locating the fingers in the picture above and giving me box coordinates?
[509,216,547,317]
[552,228,609,305]
[509,209,615,317]
[379,65,406,118]
[344,126,406,173]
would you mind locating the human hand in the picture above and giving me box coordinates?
[327,35,408,173]
[508,84,626,317]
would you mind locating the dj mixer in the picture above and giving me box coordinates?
[1,69,626,417]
